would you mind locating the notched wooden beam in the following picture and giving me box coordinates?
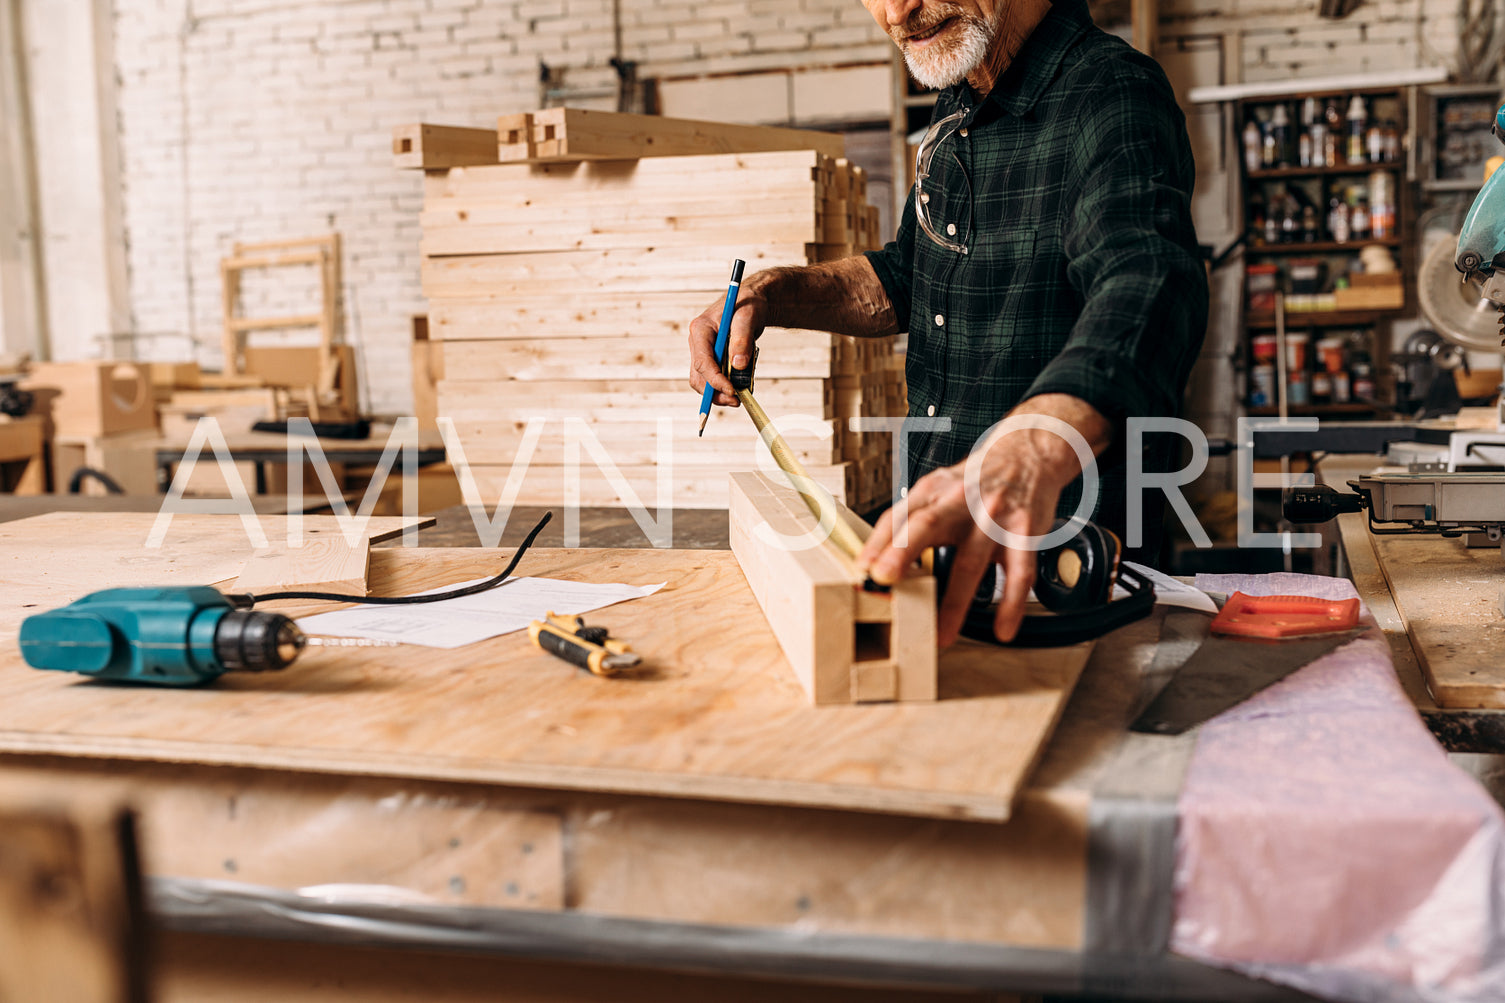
[728,470,936,705]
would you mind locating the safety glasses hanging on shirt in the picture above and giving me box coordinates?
[914,109,970,256]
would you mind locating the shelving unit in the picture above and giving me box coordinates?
[1236,84,1422,414]
[1419,83,1503,195]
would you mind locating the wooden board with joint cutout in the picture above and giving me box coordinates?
[729,470,936,704]
[391,123,500,170]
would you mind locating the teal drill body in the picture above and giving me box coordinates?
[18,587,302,686]
[1455,104,1505,279]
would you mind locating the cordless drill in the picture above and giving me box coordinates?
[18,587,307,686]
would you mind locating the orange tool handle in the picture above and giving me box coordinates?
[1209,592,1361,639]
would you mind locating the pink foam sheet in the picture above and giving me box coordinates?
[1171,573,1505,1002]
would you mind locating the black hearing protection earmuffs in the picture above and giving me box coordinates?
[932,519,1155,647]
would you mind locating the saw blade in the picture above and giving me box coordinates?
[1418,233,1503,353]
[1130,628,1364,735]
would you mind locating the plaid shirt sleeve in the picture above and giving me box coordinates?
[1025,57,1208,424]
[864,183,916,328]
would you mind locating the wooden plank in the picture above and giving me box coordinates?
[0,794,145,1003]
[6,759,1088,956]
[420,190,820,227]
[437,336,840,382]
[419,244,817,298]
[233,530,371,596]
[455,461,857,510]
[1369,529,1505,708]
[1336,513,1436,709]
[419,201,825,255]
[221,251,325,270]
[441,418,843,467]
[232,235,339,256]
[432,150,827,201]
[392,123,500,170]
[0,513,427,606]
[427,292,717,340]
[728,469,865,704]
[728,470,936,704]
[436,378,833,417]
[567,790,1086,950]
[0,540,1086,822]
[527,107,844,161]
[227,313,323,332]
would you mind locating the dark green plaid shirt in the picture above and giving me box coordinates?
[866,0,1207,545]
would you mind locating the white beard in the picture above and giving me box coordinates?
[902,15,995,90]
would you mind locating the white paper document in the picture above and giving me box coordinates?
[1118,561,1218,614]
[296,576,666,649]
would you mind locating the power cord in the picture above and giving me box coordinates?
[244,511,552,606]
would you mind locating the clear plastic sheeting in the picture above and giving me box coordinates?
[1173,572,1505,1003]
[147,877,1320,1000]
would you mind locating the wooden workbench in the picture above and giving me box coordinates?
[0,510,1316,1002]
[1338,511,1505,750]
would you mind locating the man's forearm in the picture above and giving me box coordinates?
[748,256,899,339]
[992,393,1115,493]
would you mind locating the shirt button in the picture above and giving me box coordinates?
[900,486,909,499]
[946,223,957,236]
[920,193,930,204]
[959,127,969,137]
[934,314,945,327]
[926,405,936,417]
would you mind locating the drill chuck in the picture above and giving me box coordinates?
[214,610,305,672]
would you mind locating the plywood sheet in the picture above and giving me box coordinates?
[0,541,1089,822]
[1369,528,1505,707]
[0,513,427,608]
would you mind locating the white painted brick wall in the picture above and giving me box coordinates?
[111,0,1469,416]
[111,0,894,415]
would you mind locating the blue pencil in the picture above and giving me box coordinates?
[697,258,746,437]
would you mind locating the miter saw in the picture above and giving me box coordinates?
[1287,104,1505,548]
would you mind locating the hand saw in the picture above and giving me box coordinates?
[1130,592,1364,735]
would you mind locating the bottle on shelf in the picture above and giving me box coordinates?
[1312,368,1333,404]
[1383,119,1400,162]
[1243,119,1263,173]
[1323,99,1343,167]
[1346,95,1368,164]
[1262,119,1278,168]
[1369,170,1393,238]
[1277,186,1299,243]
[1367,118,1385,163]
[1300,96,1318,167]
[1271,104,1292,168]
[1351,196,1371,240]
[1352,357,1375,400]
[1302,205,1319,242]
[1328,195,1351,243]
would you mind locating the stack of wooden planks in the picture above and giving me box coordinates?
[399,111,906,511]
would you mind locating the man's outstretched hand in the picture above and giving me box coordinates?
[857,395,1112,646]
